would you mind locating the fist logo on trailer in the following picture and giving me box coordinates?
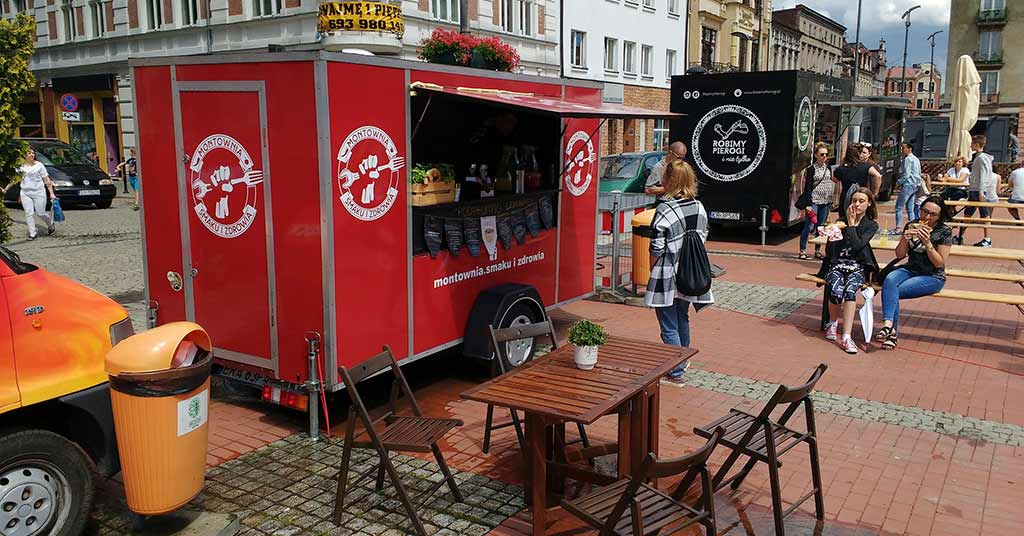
[692,105,766,183]
[563,130,595,197]
[189,134,264,239]
[337,126,405,221]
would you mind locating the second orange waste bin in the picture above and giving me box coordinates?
[631,209,656,290]
[105,322,212,515]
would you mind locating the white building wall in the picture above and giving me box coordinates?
[561,0,688,89]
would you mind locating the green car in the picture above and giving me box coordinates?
[598,151,666,193]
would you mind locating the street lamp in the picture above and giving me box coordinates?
[927,30,944,109]
[900,5,922,99]
[851,0,863,95]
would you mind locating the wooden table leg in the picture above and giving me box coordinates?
[617,403,633,478]
[526,413,547,535]
[647,384,660,458]
[629,390,649,474]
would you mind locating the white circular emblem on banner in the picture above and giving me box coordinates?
[563,130,595,197]
[337,126,405,221]
[796,96,814,152]
[691,105,766,183]
[188,134,263,239]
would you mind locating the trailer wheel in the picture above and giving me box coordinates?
[494,300,543,372]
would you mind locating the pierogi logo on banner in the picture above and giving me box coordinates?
[796,96,813,151]
[189,134,264,239]
[337,126,405,221]
[692,105,766,182]
[563,130,595,196]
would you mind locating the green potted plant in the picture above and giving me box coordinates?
[567,320,608,370]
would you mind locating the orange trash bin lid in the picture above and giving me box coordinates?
[105,322,212,375]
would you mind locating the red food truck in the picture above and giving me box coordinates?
[133,51,674,418]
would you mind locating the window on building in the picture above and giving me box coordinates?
[90,1,106,37]
[978,31,1001,60]
[254,0,283,17]
[653,119,669,151]
[14,0,27,12]
[61,0,77,40]
[570,30,586,68]
[623,41,636,74]
[641,45,653,77]
[642,0,654,8]
[666,49,677,78]
[916,98,923,108]
[431,0,460,23]
[668,0,679,15]
[146,0,163,29]
[182,0,201,25]
[500,0,535,36]
[737,38,748,72]
[980,71,999,96]
[701,27,717,68]
[980,0,1006,10]
[750,41,760,71]
[604,37,618,71]
[918,81,925,92]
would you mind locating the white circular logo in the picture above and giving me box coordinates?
[691,105,766,183]
[684,91,692,99]
[189,134,263,239]
[796,96,814,151]
[564,130,595,196]
[693,90,700,99]
[734,89,743,98]
[336,126,405,221]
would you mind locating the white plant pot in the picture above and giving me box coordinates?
[573,345,599,370]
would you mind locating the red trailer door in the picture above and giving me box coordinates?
[175,83,277,372]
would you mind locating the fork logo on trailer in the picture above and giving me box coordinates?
[563,130,595,197]
[691,105,766,183]
[189,134,264,239]
[337,126,404,221]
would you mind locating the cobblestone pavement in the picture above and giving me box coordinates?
[87,435,525,536]
[708,280,819,319]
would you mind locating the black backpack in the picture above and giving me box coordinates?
[675,212,712,296]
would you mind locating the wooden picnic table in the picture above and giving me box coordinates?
[946,200,1020,210]
[808,235,1024,266]
[461,336,695,536]
[931,180,970,188]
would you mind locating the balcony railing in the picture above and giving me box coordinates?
[691,61,738,74]
[977,8,1008,25]
[981,93,999,104]
[974,51,1004,65]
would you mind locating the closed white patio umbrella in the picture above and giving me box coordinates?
[946,55,981,160]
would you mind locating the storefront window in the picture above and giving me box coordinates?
[653,120,669,151]
[18,102,43,138]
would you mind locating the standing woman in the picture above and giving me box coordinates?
[814,188,879,354]
[17,148,57,240]
[646,161,714,382]
[833,144,883,217]
[799,143,836,260]
[876,195,953,350]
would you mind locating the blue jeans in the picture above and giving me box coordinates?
[881,268,945,331]
[799,203,831,251]
[895,185,916,230]
[655,299,691,377]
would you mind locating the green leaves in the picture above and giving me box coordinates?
[0,13,36,243]
[567,320,608,347]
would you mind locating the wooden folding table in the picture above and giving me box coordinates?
[461,335,696,535]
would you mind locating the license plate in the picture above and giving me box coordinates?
[79,189,101,196]
[709,211,741,221]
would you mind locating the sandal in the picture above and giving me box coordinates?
[881,333,898,350]
[875,326,894,341]
[814,251,825,259]
[799,252,810,260]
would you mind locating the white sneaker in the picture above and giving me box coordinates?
[825,321,838,341]
[841,336,858,354]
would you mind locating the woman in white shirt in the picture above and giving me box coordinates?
[1006,163,1024,220]
[945,157,970,185]
[13,148,57,240]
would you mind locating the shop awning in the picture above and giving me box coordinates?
[410,83,682,119]
[816,98,911,109]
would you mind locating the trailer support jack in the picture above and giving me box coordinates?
[759,205,769,246]
[305,332,323,442]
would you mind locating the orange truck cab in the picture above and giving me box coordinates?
[0,245,133,536]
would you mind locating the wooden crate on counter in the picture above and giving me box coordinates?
[411,181,456,206]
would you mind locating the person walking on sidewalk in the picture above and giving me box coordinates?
[877,195,953,350]
[798,143,835,260]
[956,135,996,247]
[11,148,56,241]
[895,142,922,232]
[814,188,879,355]
[646,160,714,382]
[834,144,882,216]
[116,148,140,210]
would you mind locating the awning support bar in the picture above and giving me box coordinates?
[410,94,434,143]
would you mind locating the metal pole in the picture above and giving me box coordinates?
[459,0,470,34]
[851,0,862,95]
[759,205,768,246]
[900,6,922,99]
[927,30,943,109]
[609,194,621,292]
[305,333,322,442]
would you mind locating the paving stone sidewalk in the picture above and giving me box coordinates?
[87,435,525,536]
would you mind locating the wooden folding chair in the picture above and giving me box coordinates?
[333,345,463,536]
[481,320,591,454]
[560,427,724,536]
[693,364,828,536]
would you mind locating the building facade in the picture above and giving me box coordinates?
[769,9,799,70]
[844,39,887,96]
[686,0,772,75]
[884,64,942,110]
[947,0,1020,136]
[772,3,844,77]
[1,0,560,175]
[562,0,689,156]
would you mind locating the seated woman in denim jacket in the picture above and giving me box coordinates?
[814,187,879,355]
[876,195,954,350]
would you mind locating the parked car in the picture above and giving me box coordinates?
[3,138,117,209]
[598,151,665,193]
[0,245,130,535]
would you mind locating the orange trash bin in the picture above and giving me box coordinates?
[105,322,212,515]
[631,209,656,290]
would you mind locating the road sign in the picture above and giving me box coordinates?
[60,94,78,112]
[61,111,81,122]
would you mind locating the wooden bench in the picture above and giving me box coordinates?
[946,222,1024,231]
[807,236,1024,268]
[953,216,1024,226]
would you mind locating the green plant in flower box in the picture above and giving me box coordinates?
[567,320,608,347]
[411,163,455,184]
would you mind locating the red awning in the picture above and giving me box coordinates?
[410,83,682,119]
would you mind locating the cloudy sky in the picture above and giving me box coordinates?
[775,0,951,90]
